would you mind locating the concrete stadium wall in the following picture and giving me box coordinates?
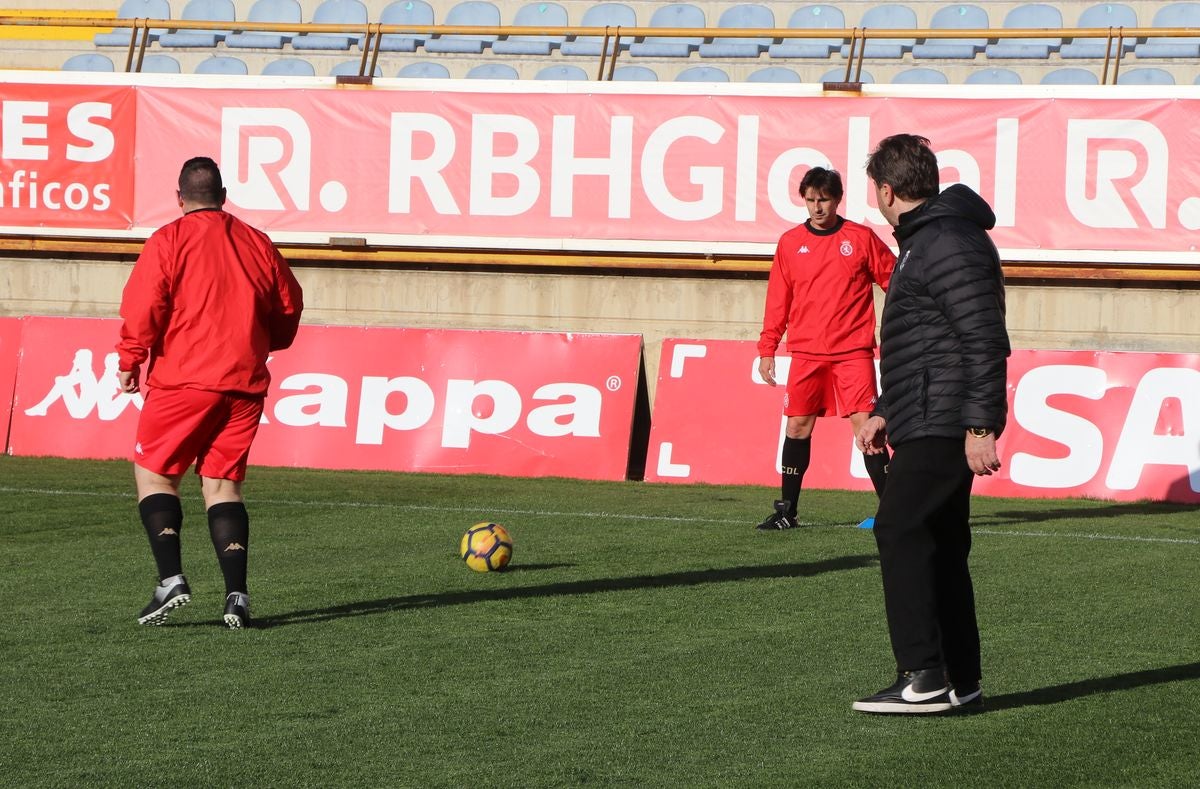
[2,255,1197,402]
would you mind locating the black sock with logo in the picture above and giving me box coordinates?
[139,493,183,581]
[781,437,812,516]
[208,502,250,595]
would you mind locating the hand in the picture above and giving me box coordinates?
[965,432,1002,475]
[758,356,777,387]
[119,367,140,394]
[856,415,888,454]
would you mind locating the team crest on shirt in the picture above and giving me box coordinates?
[839,241,853,256]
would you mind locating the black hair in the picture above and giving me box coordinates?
[798,167,844,200]
[177,156,225,205]
[864,134,940,201]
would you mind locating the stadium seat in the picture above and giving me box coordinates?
[1060,4,1137,59]
[377,0,435,53]
[138,54,181,73]
[1117,67,1176,85]
[1135,4,1200,59]
[985,4,1063,59]
[1040,67,1099,84]
[195,55,248,74]
[535,64,589,80]
[159,0,235,47]
[675,66,730,82]
[611,65,657,81]
[94,0,170,46]
[700,4,775,58]
[768,5,845,59]
[330,60,381,77]
[747,66,801,83]
[629,4,705,58]
[822,67,874,83]
[466,63,519,79]
[912,5,989,59]
[891,67,949,84]
[560,3,636,56]
[425,1,501,54]
[62,53,115,72]
[291,0,367,50]
[397,61,450,78]
[492,2,568,56]
[964,67,1022,84]
[262,57,316,76]
[226,0,302,49]
[839,4,917,58]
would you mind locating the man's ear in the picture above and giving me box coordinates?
[217,187,228,207]
[876,182,895,207]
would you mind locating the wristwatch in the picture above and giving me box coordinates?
[967,427,993,438]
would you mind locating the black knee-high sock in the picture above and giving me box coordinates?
[781,437,812,516]
[208,502,250,596]
[140,493,183,581]
[864,447,891,498]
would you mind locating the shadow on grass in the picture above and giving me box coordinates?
[987,661,1200,711]
[976,499,1197,526]
[254,554,878,629]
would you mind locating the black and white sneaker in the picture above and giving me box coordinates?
[852,668,953,714]
[137,574,191,626]
[950,683,984,710]
[755,500,799,530]
[223,592,250,630]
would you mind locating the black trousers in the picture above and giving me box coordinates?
[871,436,981,686]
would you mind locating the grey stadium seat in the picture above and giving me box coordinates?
[985,4,1063,59]
[629,4,705,58]
[769,5,846,59]
[840,4,917,58]
[397,61,451,78]
[700,4,775,58]
[493,2,568,56]
[822,67,874,83]
[466,63,520,79]
[612,65,658,81]
[159,0,235,47]
[1060,4,1137,59]
[262,58,316,76]
[965,67,1022,84]
[291,0,367,50]
[195,55,248,75]
[535,65,589,81]
[378,0,435,53]
[330,60,382,77]
[912,5,989,59]
[1117,67,1175,85]
[63,53,115,72]
[561,3,636,56]
[1135,4,1200,59]
[94,0,170,46]
[891,67,949,84]
[675,66,730,83]
[139,54,181,73]
[425,1,501,54]
[747,67,801,83]
[1040,67,1099,85]
[226,0,302,49]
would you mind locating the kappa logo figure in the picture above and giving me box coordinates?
[24,349,143,420]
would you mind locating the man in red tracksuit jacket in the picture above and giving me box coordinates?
[117,156,304,630]
[755,167,895,530]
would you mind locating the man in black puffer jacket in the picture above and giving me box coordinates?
[852,134,1010,715]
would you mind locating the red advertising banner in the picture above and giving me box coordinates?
[647,339,1200,504]
[8,317,642,481]
[0,317,23,444]
[0,82,136,229]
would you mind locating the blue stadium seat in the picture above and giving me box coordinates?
[769,5,845,59]
[195,55,248,74]
[535,64,589,80]
[629,4,705,58]
[700,5,775,58]
[839,5,917,58]
[676,66,730,82]
[891,67,949,84]
[1135,4,1200,59]
[262,57,316,76]
[1117,67,1176,85]
[378,1,435,53]
[612,65,657,81]
[822,67,874,83]
[985,4,1063,59]
[912,5,989,59]
[1040,67,1099,84]
[397,61,450,78]
[425,1,501,53]
[159,0,235,47]
[139,54,181,73]
[561,3,636,56]
[291,0,367,50]
[467,63,520,79]
[1060,4,1137,59]
[94,0,170,46]
[226,0,302,49]
[747,66,801,83]
[330,60,382,77]
[493,2,568,55]
[62,53,115,72]
[965,67,1022,84]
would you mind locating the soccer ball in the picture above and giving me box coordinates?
[460,522,513,572]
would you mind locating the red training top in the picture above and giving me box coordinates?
[117,208,304,396]
[757,217,895,361]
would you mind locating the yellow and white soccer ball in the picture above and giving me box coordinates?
[460,522,513,572]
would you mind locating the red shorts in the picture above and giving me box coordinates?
[134,387,264,481]
[783,356,879,418]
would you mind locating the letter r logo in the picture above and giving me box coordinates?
[1065,119,1167,229]
[221,108,312,211]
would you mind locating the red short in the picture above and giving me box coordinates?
[133,387,264,481]
[783,356,879,418]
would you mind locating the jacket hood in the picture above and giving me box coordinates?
[894,183,996,241]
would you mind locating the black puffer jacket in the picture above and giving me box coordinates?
[874,184,1010,447]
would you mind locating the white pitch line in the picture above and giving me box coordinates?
[1,485,1197,546]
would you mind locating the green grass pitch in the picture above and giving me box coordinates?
[1,456,1197,788]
